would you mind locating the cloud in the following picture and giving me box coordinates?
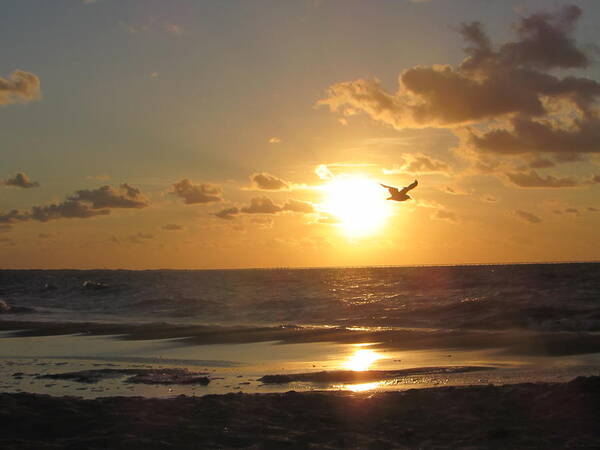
[269,137,282,144]
[171,179,222,204]
[240,197,282,214]
[527,157,555,169]
[3,172,39,188]
[250,216,274,229]
[69,184,149,209]
[315,164,334,180]
[0,70,41,106]
[515,209,542,223]
[214,198,315,219]
[161,223,184,231]
[431,209,458,223]
[316,213,341,224]
[505,170,578,188]
[0,183,149,225]
[282,199,315,213]
[214,206,239,220]
[319,5,600,171]
[249,173,289,191]
[443,185,469,195]
[383,154,450,175]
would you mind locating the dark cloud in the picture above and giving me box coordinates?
[0,183,148,225]
[171,179,222,204]
[528,157,555,169]
[240,197,282,214]
[161,223,184,231]
[0,209,35,224]
[320,5,600,171]
[564,207,580,215]
[515,209,542,223]
[214,207,239,220]
[250,173,289,190]
[282,199,315,213]
[30,201,110,222]
[505,170,578,188]
[69,184,149,209]
[3,172,39,188]
[0,70,40,106]
[591,174,600,184]
[588,207,598,212]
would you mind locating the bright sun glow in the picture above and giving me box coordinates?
[320,177,392,237]
[344,348,382,371]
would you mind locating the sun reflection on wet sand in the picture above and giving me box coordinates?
[342,381,383,392]
[344,345,383,372]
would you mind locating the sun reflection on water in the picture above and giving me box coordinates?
[344,347,383,371]
[343,381,383,392]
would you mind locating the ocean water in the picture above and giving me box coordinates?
[1,263,599,332]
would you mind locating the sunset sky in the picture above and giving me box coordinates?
[2,0,600,269]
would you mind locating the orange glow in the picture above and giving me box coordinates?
[320,177,392,237]
[344,348,382,371]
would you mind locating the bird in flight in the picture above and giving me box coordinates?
[381,180,418,202]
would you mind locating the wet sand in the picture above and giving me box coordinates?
[3,319,600,357]
[2,376,599,449]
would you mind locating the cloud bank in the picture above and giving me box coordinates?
[0,184,149,225]
[319,5,600,180]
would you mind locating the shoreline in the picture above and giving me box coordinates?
[1,376,599,448]
[3,319,600,357]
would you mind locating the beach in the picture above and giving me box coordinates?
[2,376,600,449]
[2,265,600,447]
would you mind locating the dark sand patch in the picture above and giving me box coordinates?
[258,366,493,384]
[37,368,210,385]
[3,320,600,357]
[1,376,599,448]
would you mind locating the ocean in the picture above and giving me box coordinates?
[1,262,599,331]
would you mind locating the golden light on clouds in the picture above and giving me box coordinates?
[319,176,392,237]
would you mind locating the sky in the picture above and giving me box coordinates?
[1,0,600,269]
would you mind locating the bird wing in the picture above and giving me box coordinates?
[380,183,399,194]
[400,180,418,195]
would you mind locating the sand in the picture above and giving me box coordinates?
[1,376,599,449]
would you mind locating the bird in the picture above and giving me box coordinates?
[381,180,418,202]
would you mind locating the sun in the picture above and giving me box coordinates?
[320,176,392,237]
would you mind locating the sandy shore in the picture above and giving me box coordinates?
[1,376,599,449]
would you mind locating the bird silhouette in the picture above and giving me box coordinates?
[381,180,418,202]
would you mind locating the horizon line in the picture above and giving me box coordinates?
[1,259,599,271]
